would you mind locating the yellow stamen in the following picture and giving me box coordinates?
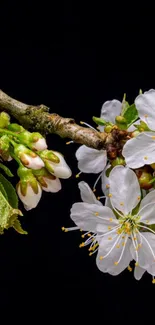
[152,136,155,140]
[99,256,103,260]
[122,242,125,246]
[94,212,99,216]
[146,220,150,224]
[89,252,93,256]
[137,196,140,200]
[97,196,100,200]
[87,233,91,237]
[120,202,124,206]
[144,156,148,160]
[114,261,118,265]
[108,237,112,240]
[109,218,113,222]
[93,188,96,192]
[122,236,125,239]
[135,262,139,266]
[81,234,85,238]
[152,279,155,284]
[61,227,65,231]
[80,229,83,232]
[144,114,148,118]
[76,173,81,178]
[116,244,120,248]
[108,193,112,198]
[138,244,142,248]
[79,243,85,248]
[127,266,132,272]
[108,226,112,230]
[106,184,110,189]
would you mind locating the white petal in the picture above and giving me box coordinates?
[32,138,47,151]
[101,164,111,196]
[147,263,155,276]
[78,181,102,206]
[138,190,155,224]
[76,145,107,173]
[96,235,132,275]
[122,132,155,168]
[17,183,42,210]
[70,203,118,232]
[42,177,61,193]
[130,232,155,269]
[134,266,146,280]
[25,154,45,170]
[100,100,122,124]
[135,89,155,130]
[109,166,141,215]
[49,151,72,179]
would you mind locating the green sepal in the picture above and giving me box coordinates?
[0,162,13,177]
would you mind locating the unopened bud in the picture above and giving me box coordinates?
[0,112,10,128]
[39,150,60,163]
[111,157,125,167]
[115,116,127,124]
[136,169,153,190]
[104,125,113,133]
[14,144,44,169]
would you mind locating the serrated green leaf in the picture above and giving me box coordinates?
[13,219,27,235]
[122,103,139,128]
[92,116,108,126]
[0,174,18,208]
[0,190,22,229]
[0,162,14,177]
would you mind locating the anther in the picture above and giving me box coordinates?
[127,266,132,272]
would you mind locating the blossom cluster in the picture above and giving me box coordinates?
[63,89,155,282]
[0,115,71,210]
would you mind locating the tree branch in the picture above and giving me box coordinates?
[0,90,128,152]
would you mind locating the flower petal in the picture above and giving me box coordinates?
[32,138,47,151]
[76,145,107,173]
[135,89,155,130]
[109,166,141,215]
[122,132,155,168]
[25,154,45,170]
[138,190,155,224]
[134,266,146,280]
[96,235,132,275]
[100,100,122,124]
[70,203,118,232]
[130,232,155,269]
[78,181,102,206]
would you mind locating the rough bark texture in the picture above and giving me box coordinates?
[0,90,128,151]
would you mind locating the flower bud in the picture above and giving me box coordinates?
[14,144,44,169]
[0,112,10,128]
[33,167,62,192]
[0,135,10,161]
[7,123,24,132]
[136,168,153,190]
[104,125,113,133]
[115,116,127,124]
[111,157,125,167]
[17,166,42,210]
[41,150,72,179]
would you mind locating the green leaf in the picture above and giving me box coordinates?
[0,174,18,208]
[121,103,139,128]
[121,100,130,116]
[92,116,108,126]
[0,162,14,177]
[13,219,27,235]
[0,181,8,200]
[0,189,22,229]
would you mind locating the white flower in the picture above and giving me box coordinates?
[122,89,155,168]
[42,176,61,193]
[76,145,107,174]
[45,151,72,179]
[17,182,42,211]
[69,166,155,277]
[32,138,47,151]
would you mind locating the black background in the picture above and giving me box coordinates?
[0,1,155,321]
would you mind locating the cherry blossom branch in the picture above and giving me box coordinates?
[0,90,128,151]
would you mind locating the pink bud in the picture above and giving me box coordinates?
[22,154,44,170]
